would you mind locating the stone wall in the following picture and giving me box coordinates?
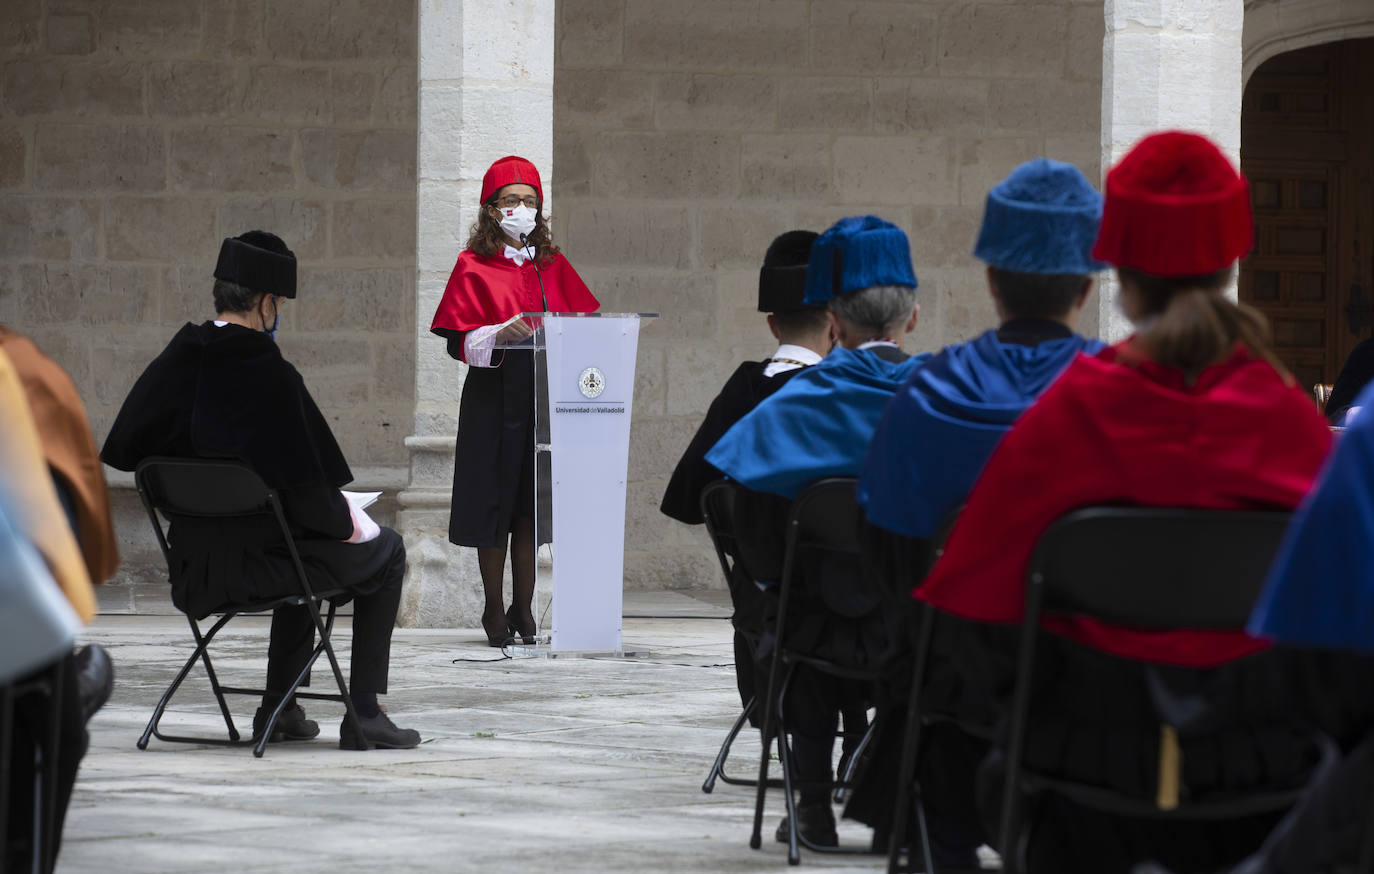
[0,0,418,610]
[553,0,1106,590]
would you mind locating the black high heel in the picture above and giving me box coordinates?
[506,605,535,645]
[482,612,513,647]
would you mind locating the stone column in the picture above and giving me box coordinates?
[397,0,555,627]
[1098,0,1245,340]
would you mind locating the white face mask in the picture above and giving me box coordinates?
[498,204,538,243]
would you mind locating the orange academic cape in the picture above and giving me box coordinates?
[916,341,1333,668]
[0,326,118,586]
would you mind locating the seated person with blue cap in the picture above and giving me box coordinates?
[844,157,1107,868]
[860,157,1105,541]
[101,231,420,751]
[660,229,832,717]
[706,215,925,848]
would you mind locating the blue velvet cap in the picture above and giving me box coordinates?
[803,215,917,305]
[973,158,1108,275]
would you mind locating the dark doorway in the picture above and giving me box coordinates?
[1240,37,1374,389]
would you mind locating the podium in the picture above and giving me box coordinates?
[493,312,657,655]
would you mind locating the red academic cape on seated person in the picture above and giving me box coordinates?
[429,250,599,547]
[916,340,1333,668]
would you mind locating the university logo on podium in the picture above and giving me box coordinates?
[578,366,606,399]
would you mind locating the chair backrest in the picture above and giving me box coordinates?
[136,457,277,520]
[788,477,862,556]
[700,479,744,581]
[134,456,289,567]
[778,477,906,667]
[1027,506,1293,630]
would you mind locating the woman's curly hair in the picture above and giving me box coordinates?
[464,190,560,263]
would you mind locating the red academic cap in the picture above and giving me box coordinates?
[1091,131,1253,277]
[480,155,543,204]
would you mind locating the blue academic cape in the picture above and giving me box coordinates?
[858,329,1102,538]
[1248,380,1374,652]
[705,347,925,499]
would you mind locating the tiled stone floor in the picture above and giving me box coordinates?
[59,592,900,873]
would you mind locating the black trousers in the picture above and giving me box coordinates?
[264,527,406,697]
[784,667,870,805]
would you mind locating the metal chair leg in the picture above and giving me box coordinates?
[138,612,235,749]
[833,714,878,804]
[750,644,786,850]
[890,608,935,874]
[774,668,802,866]
[703,697,755,793]
[302,600,366,754]
[190,616,240,742]
[253,604,338,758]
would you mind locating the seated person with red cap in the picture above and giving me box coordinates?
[915,132,1342,872]
[102,231,420,751]
[429,156,599,648]
[707,215,924,848]
[660,229,832,715]
[1135,379,1374,874]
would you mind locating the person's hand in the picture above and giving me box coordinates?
[494,319,534,345]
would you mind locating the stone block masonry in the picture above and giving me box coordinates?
[0,0,418,610]
[553,0,1105,592]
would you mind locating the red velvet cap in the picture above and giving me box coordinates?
[1091,131,1253,276]
[480,155,543,204]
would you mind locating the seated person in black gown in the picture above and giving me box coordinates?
[101,231,420,750]
[660,228,831,716]
[706,215,924,848]
[1323,336,1374,424]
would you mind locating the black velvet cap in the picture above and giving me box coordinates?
[757,230,821,313]
[213,231,297,298]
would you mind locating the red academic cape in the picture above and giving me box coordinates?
[429,250,598,358]
[916,341,1333,668]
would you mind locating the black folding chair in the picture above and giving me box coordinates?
[133,457,365,757]
[867,511,958,874]
[0,660,64,874]
[699,479,777,794]
[1361,792,1374,874]
[997,507,1326,874]
[750,477,895,865]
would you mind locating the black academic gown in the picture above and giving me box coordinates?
[1325,337,1374,424]
[658,358,807,712]
[439,334,549,548]
[101,322,357,618]
[660,360,805,525]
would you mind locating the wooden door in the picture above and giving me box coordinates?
[1240,38,1374,389]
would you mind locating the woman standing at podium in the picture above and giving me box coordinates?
[430,156,599,646]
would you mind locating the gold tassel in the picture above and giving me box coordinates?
[1156,723,1181,810]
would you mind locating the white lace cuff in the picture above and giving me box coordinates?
[463,324,503,368]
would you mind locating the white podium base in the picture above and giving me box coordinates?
[505,642,654,659]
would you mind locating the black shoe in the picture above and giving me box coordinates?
[482,611,513,647]
[74,644,114,724]
[774,800,838,847]
[506,604,535,645]
[340,710,421,750]
[253,703,321,742]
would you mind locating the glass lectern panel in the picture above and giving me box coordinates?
[490,312,658,650]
